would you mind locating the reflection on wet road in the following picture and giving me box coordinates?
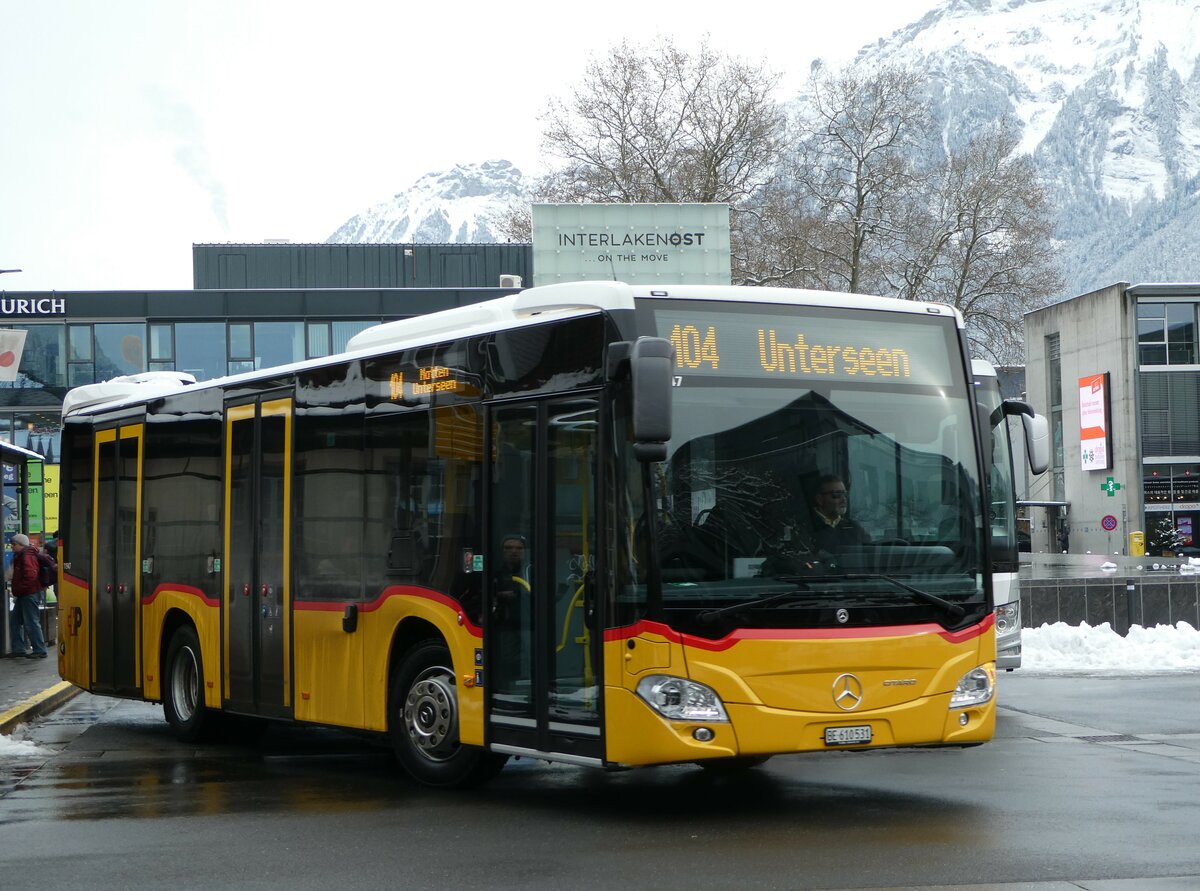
[2,678,1200,891]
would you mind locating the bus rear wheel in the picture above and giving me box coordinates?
[389,641,506,787]
[163,625,210,743]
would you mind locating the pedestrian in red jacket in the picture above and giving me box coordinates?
[8,532,47,658]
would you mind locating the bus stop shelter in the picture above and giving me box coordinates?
[2,440,48,657]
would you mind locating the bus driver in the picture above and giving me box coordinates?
[809,474,871,552]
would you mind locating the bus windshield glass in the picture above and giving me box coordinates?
[635,299,986,628]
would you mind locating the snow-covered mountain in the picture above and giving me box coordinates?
[326,160,526,244]
[328,1,1200,298]
[852,0,1200,296]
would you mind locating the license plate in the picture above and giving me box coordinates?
[825,724,872,746]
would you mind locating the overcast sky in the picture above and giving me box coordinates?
[0,0,935,292]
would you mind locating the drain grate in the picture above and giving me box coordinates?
[1076,734,1141,743]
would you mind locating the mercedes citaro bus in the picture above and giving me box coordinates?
[58,281,1014,786]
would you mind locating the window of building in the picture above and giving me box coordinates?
[332,321,375,353]
[229,323,253,374]
[253,321,304,370]
[67,324,94,387]
[306,320,380,359]
[15,410,63,463]
[0,324,68,397]
[149,323,173,369]
[93,323,146,379]
[68,325,92,362]
[1137,301,1197,366]
[175,322,227,381]
[1144,464,1200,503]
[306,322,330,359]
[1046,333,1064,501]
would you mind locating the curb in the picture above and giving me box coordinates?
[0,681,82,736]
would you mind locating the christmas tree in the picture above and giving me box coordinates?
[1150,515,1185,555]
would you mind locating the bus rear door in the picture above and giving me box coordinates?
[92,421,143,695]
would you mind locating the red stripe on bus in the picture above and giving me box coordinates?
[141,583,219,608]
[294,586,483,637]
[604,614,993,650]
[63,572,89,590]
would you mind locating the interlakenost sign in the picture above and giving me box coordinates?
[532,203,731,286]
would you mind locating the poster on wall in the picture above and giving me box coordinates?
[1079,372,1111,471]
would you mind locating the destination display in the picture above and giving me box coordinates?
[651,306,958,387]
[369,358,477,406]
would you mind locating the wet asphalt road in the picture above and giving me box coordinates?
[2,674,1199,891]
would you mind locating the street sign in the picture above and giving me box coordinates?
[1102,515,1118,531]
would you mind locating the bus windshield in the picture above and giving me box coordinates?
[632,299,986,629]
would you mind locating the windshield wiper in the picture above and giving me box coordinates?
[838,574,966,619]
[776,574,967,619]
[695,586,822,625]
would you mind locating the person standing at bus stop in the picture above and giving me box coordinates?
[8,533,48,658]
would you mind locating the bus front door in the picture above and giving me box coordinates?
[92,423,143,695]
[223,396,293,718]
[486,398,602,764]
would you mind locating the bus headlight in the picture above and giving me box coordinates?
[949,666,994,708]
[636,675,729,722]
[994,601,1019,636]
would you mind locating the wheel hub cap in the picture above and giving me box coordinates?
[404,669,458,762]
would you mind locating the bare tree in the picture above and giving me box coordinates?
[888,122,1063,362]
[539,37,785,204]
[788,64,932,294]
[509,36,787,278]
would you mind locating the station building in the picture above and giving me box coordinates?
[1024,281,1200,557]
[0,242,532,530]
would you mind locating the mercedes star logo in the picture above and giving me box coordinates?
[836,608,849,624]
[832,673,864,711]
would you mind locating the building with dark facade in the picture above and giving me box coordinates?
[0,243,532,465]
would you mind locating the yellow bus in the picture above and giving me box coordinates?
[56,281,999,786]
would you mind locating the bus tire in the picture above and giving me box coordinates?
[389,640,506,788]
[163,625,210,743]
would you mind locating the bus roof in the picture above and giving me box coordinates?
[61,281,963,419]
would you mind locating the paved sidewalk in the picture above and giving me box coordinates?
[0,645,80,735]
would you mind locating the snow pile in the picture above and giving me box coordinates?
[0,730,42,758]
[1022,621,1200,673]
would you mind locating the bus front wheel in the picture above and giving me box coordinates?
[389,641,506,787]
[163,625,210,743]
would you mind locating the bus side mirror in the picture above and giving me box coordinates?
[1002,399,1051,476]
[1021,412,1051,475]
[629,337,674,462]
